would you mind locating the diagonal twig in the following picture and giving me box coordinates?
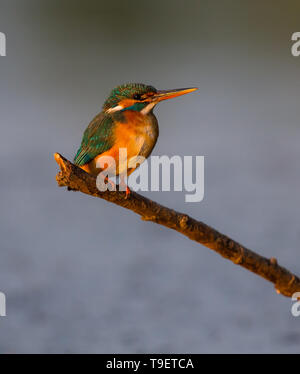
[54,152,300,298]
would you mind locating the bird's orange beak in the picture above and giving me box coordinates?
[152,87,198,102]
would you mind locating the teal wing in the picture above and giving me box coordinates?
[74,113,116,166]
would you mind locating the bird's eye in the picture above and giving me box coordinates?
[133,93,142,100]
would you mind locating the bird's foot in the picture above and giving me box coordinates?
[125,185,131,199]
[119,175,131,199]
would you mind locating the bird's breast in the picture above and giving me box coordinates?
[91,112,159,176]
[115,111,158,159]
[111,112,158,175]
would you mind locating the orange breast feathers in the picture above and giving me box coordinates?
[81,111,154,176]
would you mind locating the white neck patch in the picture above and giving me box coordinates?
[106,102,157,115]
[106,105,124,113]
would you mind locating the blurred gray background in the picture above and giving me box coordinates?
[0,0,300,353]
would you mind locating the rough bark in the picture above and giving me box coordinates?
[54,152,300,298]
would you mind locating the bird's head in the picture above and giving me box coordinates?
[103,83,197,115]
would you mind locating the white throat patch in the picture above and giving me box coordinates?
[140,102,157,115]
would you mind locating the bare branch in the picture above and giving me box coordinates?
[54,152,300,298]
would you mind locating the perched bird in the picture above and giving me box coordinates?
[74,83,197,194]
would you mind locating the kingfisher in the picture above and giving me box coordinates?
[74,83,197,194]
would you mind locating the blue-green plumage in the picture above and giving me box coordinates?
[74,113,116,166]
[121,102,148,112]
